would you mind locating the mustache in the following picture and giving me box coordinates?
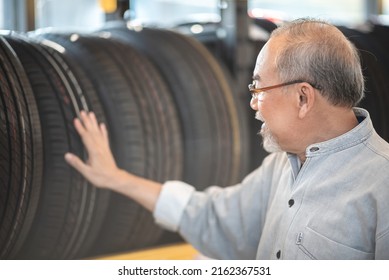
[255,111,264,122]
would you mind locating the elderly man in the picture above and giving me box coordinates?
[65,18,389,259]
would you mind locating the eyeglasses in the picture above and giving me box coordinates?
[248,80,321,99]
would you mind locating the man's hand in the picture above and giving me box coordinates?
[64,111,121,189]
[64,110,162,212]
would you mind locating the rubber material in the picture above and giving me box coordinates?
[0,36,43,259]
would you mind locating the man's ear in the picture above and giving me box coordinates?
[297,83,315,118]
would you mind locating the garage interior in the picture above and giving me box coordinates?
[1,0,389,260]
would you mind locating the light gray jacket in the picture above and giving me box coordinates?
[154,108,389,259]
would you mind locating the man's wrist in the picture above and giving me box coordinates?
[107,168,132,191]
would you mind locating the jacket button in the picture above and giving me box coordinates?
[288,199,294,207]
[276,250,281,259]
[309,147,320,152]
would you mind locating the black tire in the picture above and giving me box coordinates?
[0,36,43,259]
[5,34,111,259]
[172,21,227,63]
[38,39,112,259]
[101,25,250,188]
[37,33,183,257]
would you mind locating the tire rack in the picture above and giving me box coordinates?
[0,24,250,258]
[2,0,389,260]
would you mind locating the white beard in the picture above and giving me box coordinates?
[255,111,282,153]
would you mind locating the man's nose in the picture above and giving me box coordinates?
[250,97,258,110]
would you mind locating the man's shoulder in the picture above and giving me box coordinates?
[365,131,389,162]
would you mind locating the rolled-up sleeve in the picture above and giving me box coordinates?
[153,180,195,231]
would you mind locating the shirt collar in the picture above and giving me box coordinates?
[305,107,373,158]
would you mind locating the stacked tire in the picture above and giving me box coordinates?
[0,25,250,259]
[97,24,250,187]
[0,37,43,259]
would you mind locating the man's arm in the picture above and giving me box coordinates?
[64,110,162,212]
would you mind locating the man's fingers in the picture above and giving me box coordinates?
[71,111,110,158]
[100,123,109,144]
[88,111,100,130]
[64,152,90,177]
[74,111,102,142]
[74,117,86,136]
[74,117,96,150]
[79,110,99,132]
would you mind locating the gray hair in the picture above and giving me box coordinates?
[270,18,364,108]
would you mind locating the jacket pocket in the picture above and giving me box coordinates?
[295,227,374,260]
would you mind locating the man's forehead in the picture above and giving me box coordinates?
[252,50,267,81]
[252,38,279,80]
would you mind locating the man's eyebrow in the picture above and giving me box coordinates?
[252,74,261,81]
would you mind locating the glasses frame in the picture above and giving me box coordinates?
[248,80,321,99]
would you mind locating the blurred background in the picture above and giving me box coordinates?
[2,0,389,260]
[2,0,389,31]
